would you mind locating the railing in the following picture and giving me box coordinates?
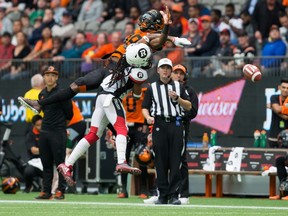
[1,53,288,80]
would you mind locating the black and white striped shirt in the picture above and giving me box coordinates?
[142,79,189,117]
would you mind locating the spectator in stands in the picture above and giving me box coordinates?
[21,14,33,37]
[53,31,92,76]
[0,7,13,35]
[29,0,46,25]
[269,155,288,200]
[233,31,256,70]
[100,7,129,33]
[0,32,15,76]
[129,5,141,25]
[53,31,92,61]
[183,18,201,57]
[121,22,135,41]
[211,9,229,34]
[212,29,236,77]
[24,114,44,193]
[183,0,210,19]
[223,3,244,44]
[50,0,66,24]
[261,25,286,72]
[186,5,202,31]
[1,32,31,80]
[76,0,103,29]
[252,0,285,43]
[23,74,45,124]
[169,4,188,37]
[87,31,121,60]
[29,8,56,46]
[4,0,25,22]
[266,78,288,148]
[188,15,220,77]
[81,32,108,73]
[279,12,288,48]
[51,37,63,57]
[52,10,76,46]
[24,27,53,61]
[241,0,258,15]
[11,20,23,46]
[240,10,254,40]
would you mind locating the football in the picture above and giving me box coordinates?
[242,64,262,82]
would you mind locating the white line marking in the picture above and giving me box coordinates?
[0,200,288,210]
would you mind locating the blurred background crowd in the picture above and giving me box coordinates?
[1,0,288,79]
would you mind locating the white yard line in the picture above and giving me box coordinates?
[0,200,288,210]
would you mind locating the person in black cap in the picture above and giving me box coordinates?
[35,66,73,200]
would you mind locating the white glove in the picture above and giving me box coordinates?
[173,37,191,47]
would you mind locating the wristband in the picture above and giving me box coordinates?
[143,35,150,43]
[162,25,169,35]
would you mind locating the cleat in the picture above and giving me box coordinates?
[138,193,148,199]
[54,190,65,200]
[35,192,52,200]
[18,97,41,114]
[57,163,75,186]
[116,163,142,175]
[143,195,158,204]
[179,197,189,204]
[117,192,128,198]
[269,195,280,200]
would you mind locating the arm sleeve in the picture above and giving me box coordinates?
[142,86,153,109]
[61,99,73,121]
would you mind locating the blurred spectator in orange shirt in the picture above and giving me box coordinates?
[169,4,188,37]
[24,27,53,61]
[81,32,108,73]
[89,31,122,60]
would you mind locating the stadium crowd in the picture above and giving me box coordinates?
[1,0,288,78]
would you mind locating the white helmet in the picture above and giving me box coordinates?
[125,43,152,68]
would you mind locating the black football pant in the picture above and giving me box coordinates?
[152,118,184,200]
[39,130,67,194]
[276,156,288,182]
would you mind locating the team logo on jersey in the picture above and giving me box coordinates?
[138,48,148,58]
[137,71,144,78]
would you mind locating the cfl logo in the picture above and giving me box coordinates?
[138,48,148,58]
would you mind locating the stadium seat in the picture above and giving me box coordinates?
[85,22,100,34]
[85,32,98,43]
[99,20,115,33]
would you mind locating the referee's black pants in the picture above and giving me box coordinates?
[152,118,185,200]
[276,156,288,182]
[39,129,67,194]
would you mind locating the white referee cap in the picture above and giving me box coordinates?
[158,58,173,68]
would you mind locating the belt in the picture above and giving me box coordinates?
[155,116,182,123]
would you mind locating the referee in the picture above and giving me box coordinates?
[142,58,191,205]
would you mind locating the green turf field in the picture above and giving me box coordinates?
[0,192,288,216]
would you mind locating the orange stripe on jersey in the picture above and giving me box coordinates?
[111,29,148,59]
[122,88,147,124]
[79,85,87,92]
[68,101,84,126]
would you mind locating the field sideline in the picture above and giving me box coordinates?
[1,193,288,216]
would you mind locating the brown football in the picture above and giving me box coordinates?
[242,64,262,82]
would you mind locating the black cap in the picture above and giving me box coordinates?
[2,32,12,38]
[238,31,248,37]
[63,10,72,17]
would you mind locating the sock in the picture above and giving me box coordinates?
[115,134,126,164]
[66,138,90,166]
[39,87,76,106]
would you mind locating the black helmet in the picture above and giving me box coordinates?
[2,177,20,194]
[277,129,288,148]
[138,10,164,32]
[135,144,153,166]
[279,179,288,197]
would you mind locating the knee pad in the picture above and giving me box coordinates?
[85,126,99,144]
